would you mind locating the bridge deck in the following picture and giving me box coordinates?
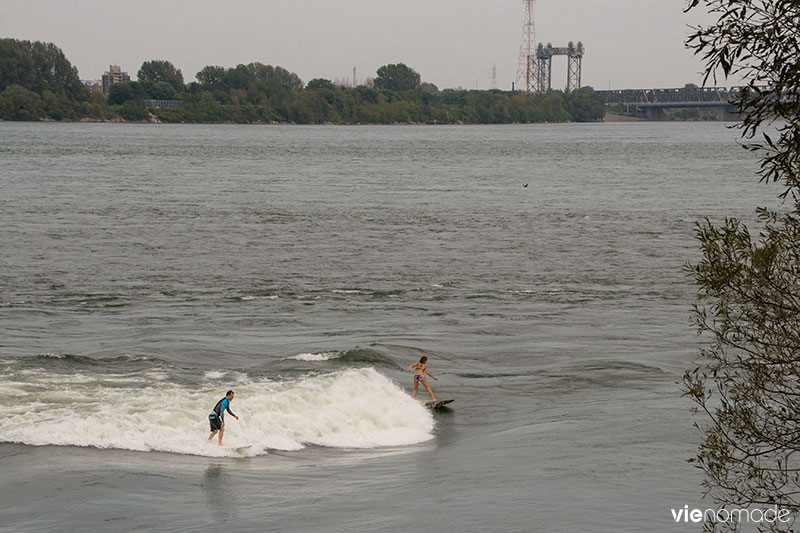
[596,86,743,104]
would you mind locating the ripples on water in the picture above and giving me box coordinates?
[0,122,779,531]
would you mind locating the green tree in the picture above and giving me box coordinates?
[140,81,178,101]
[374,63,421,91]
[682,0,800,526]
[246,62,303,90]
[42,89,70,120]
[196,65,227,90]
[566,88,605,122]
[356,86,378,104]
[107,81,146,105]
[106,80,176,104]
[0,84,44,120]
[420,82,439,95]
[119,99,148,121]
[0,39,86,101]
[182,91,223,122]
[137,60,184,92]
[224,64,252,90]
[538,92,570,122]
[306,78,335,90]
[0,40,36,93]
[78,90,110,120]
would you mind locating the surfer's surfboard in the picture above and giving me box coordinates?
[212,442,252,453]
[424,399,454,410]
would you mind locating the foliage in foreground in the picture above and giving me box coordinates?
[683,0,800,531]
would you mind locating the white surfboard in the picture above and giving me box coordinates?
[210,442,252,453]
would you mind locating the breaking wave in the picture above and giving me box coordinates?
[0,364,434,457]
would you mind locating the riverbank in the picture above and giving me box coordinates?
[603,112,646,122]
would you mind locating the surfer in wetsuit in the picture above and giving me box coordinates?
[408,356,437,401]
[208,390,239,446]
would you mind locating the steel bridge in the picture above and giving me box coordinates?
[595,86,745,120]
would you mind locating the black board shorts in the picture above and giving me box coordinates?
[209,413,221,431]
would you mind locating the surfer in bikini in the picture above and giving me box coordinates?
[208,390,239,446]
[408,356,438,401]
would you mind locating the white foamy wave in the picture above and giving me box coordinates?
[146,370,169,381]
[287,351,340,362]
[243,369,433,450]
[241,294,279,301]
[202,369,250,383]
[0,368,433,456]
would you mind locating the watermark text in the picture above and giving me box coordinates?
[671,505,791,525]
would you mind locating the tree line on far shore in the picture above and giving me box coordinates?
[0,38,606,124]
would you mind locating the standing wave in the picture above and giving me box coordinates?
[0,366,434,457]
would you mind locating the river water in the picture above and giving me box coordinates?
[0,121,778,532]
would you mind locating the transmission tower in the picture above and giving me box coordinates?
[491,64,498,90]
[515,0,537,93]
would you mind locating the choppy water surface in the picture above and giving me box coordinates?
[0,122,778,532]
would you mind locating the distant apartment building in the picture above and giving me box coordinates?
[102,65,130,96]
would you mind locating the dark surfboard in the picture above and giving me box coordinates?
[424,399,454,410]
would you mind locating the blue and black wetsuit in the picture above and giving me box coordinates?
[209,397,236,431]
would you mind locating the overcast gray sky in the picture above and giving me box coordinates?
[1,0,731,91]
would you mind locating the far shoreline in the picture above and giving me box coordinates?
[1,115,740,126]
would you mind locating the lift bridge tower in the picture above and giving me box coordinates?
[515,1,584,93]
[535,41,585,93]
